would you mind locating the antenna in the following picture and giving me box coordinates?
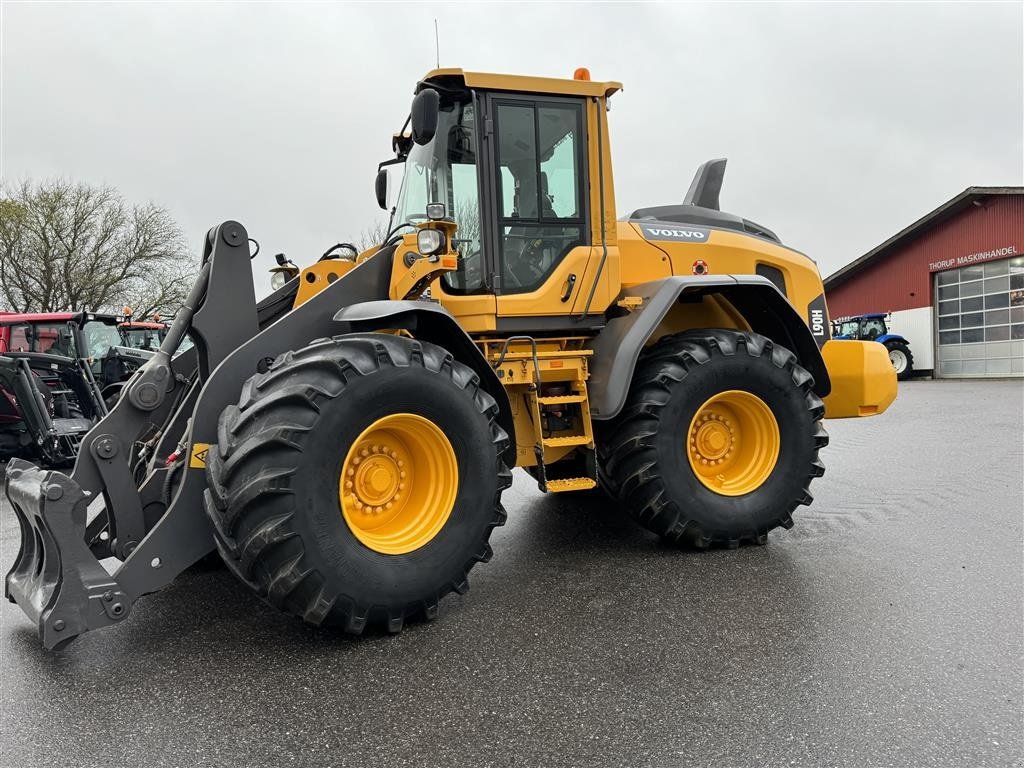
[434,19,440,68]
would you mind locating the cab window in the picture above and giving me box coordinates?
[494,100,586,294]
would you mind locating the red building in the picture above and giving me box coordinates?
[825,187,1023,378]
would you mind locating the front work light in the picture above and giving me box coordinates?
[426,202,447,220]
[417,228,446,256]
[270,270,289,290]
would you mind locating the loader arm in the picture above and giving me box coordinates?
[4,221,391,648]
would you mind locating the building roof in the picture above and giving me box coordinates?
[824,186,1024,289]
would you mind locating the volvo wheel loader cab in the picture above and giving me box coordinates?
[5,68,897,649]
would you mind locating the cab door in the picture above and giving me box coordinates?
[484,95,599,327]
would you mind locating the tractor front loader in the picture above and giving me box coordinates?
[6,68,897,649]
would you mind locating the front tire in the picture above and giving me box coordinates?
[885,341,914,381]
[600,330,828,547]
[204,334,511,634]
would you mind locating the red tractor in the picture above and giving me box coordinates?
[0,311,141,464]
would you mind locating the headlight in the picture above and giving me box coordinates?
[417,229,446,256]
[270,270,288,290]
[426,202,446,220]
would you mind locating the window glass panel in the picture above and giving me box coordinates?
[937,270,958,286]
[938,315,960,330]
[1011,306,1024,324]
[961,328,984,343]
[984,276,1009,294]
[1011,274,1024,290]
[1012,288,1024,307]
[985,292,1009,309]
[1012,324,1024,340]
[1009,256,1024,273]
[538,106,580,218]
[962,358,986,374]
[960,265,984,282]
[500,224,582,291]
[985,325,1010,342]
[985,259,1009,277]
[8,326,28,352]
[985,309,1009,325]
[938,299,959,315]
[939,330,960,345]
[960,280,983,297]
[496,101,584,295]
[960,312,984,328]
[938,284,959,300]
[496,104,537,219]
[960,296,983,312]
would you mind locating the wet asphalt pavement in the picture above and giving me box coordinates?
[1,379,1022,767]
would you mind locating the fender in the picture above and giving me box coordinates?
[875,333,908,346]
[333,300,515,464]
[588,275,831,420]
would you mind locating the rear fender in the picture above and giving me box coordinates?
[875,333,908,346]
[333,300,515,464]
[588,276,831,420]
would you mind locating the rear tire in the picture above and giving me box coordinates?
[885,340,914,381]
[600,330,828,547]
[204,334,511,634]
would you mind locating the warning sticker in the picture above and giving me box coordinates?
[692,259,709,275]
[190,442,210,469]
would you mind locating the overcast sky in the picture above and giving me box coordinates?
[2,1,1022,296]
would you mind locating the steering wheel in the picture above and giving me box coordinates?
[506,237,548,287]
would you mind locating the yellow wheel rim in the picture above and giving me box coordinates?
[339,413,458,555]
[686,390,780,496]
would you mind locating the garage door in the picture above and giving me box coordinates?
[935,255,1024,377]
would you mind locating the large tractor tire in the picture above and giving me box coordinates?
[204,334,511,634]
[884,340,914,381]
[599,330,828,548]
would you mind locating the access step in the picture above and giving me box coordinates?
[544,477,597,493]
[542,435,592,448]
[536,394,587,405]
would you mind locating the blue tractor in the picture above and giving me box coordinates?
[833,313,914,381]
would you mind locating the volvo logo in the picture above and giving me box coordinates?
[639,225,710,242]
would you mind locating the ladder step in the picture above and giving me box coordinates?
[542,435,592,448]
[536,395,586,405]
[545,477,598,493]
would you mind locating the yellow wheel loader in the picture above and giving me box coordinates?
[5,69,897,649]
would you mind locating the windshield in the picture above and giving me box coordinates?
[82,320,123,359]
[392,92,483,293]
[4,322,77,356]
[122,327,163,350]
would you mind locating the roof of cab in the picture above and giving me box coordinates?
[0,311,77,325]
[421,68,622,98]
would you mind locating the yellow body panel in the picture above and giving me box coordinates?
[821,340,898,418]
[294,260,359,307]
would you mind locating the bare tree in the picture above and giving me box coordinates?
[0,179,197,316]
[355,219,392,252]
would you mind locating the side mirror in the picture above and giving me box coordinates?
[375,168,389,210]
[411,89,440,146]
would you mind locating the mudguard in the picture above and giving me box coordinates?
[587,275,831,420]
[875,333,908,346]
[333,300,515,460]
